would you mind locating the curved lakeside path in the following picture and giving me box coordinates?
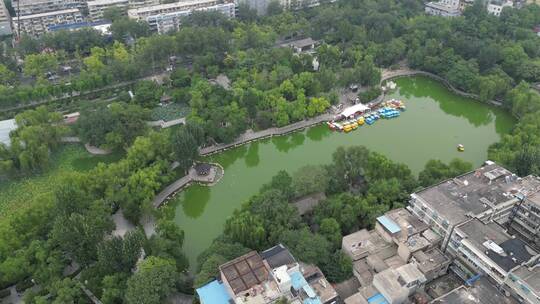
[199,114,334,156]
[151,163,224,208]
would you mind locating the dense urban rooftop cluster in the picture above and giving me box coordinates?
[0,0,536,38]
[198,161,540,304]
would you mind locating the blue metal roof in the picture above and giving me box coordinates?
[291,271,308,290]
[303,296,322,304]
[367,293,389,304]
[377,215,401,234]
[196,280,231,304]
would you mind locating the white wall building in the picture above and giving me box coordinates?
[12,0,85,16]
[0,0,12,36]
[425,0,461,17]
[487,0,513,16]
[14,8,83,36]
[128,0,234,33]
[87,0,159,21]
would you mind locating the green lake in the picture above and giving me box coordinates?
[172,76,516,270]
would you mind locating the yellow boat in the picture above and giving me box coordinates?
[351,122,358,129]
[343,125,352,133]
[357,117,365,125]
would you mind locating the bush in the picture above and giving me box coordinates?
[15,278,34,293]
[358,86,382,103]
[0,288,11,298]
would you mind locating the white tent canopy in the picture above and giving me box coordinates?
[339,103,370,118]
[0,119,17,146]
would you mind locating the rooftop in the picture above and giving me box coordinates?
[196,280,232,304]
[18,8,80,20]
[512,265,540,294]
[372,264,425,302]
[87,0,128,6]
[412,248,450,274]
[431,277,518,304]
[128,0,220,14]
[260,244,297,269]
[288,38,316,49]
[384,208,429,241]
[344,292,368,304]
[425,1,461,13]
[412,162,520,225]
[342,229,394,259]
[458,219,538,272]
[219,251,269,295]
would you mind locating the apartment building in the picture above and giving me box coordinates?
[408,162,525,251]
[425,0,461,16]
[128,0,234,33]
[508,188,540,250]
[431,277,518,304]
[87,0,159,22]
[14,8,83,36]
[0,0,12,36]
[487,0,514,16]
[446,218,540,304]
[196,244,338,304]
[12,0,85,16]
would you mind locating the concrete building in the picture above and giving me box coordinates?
[507,176,540,251]
[446,218,540,304]
[0,0,12,36]
[14,8,83,36]
[487,0,514,16]
[408,162,525,252]
[425,0,461,17]
[12,0,85,16]
[144,2,235,34]
[197,244,338,304]
[372,263,427,304]
[431,277,518,304]
[87,0,159,22]
[411,248,451,283]
[128,0,235,33]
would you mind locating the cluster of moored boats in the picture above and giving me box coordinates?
[327,99,406,133]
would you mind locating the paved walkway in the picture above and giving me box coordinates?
[199,114,333,156]
[151,163,223,208]
[147,117,185,128]
[380,68,503,107]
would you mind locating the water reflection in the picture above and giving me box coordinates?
[306,125,332,141]
[245,142,260,167]
[211,145,248,169]
[395,77,494,127]
[180,186,211,219]
[272,132,305,153]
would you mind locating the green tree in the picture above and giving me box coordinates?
[125,257,178,304]
[319,218,342,249]
[23,53,58,78]
[291,165,329,198]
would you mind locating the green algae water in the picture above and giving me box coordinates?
[173,76,515,270]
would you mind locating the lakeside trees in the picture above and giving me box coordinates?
[0,106,67,175]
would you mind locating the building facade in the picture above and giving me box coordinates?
[487,0,514,16]
[425,0,461,16]
[14,8,83,36]
[0,0,12,36]
[87,0,159,22]
[12,0,85,16]
[128,0,234,33]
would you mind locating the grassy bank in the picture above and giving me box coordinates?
[0,144,123,219]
